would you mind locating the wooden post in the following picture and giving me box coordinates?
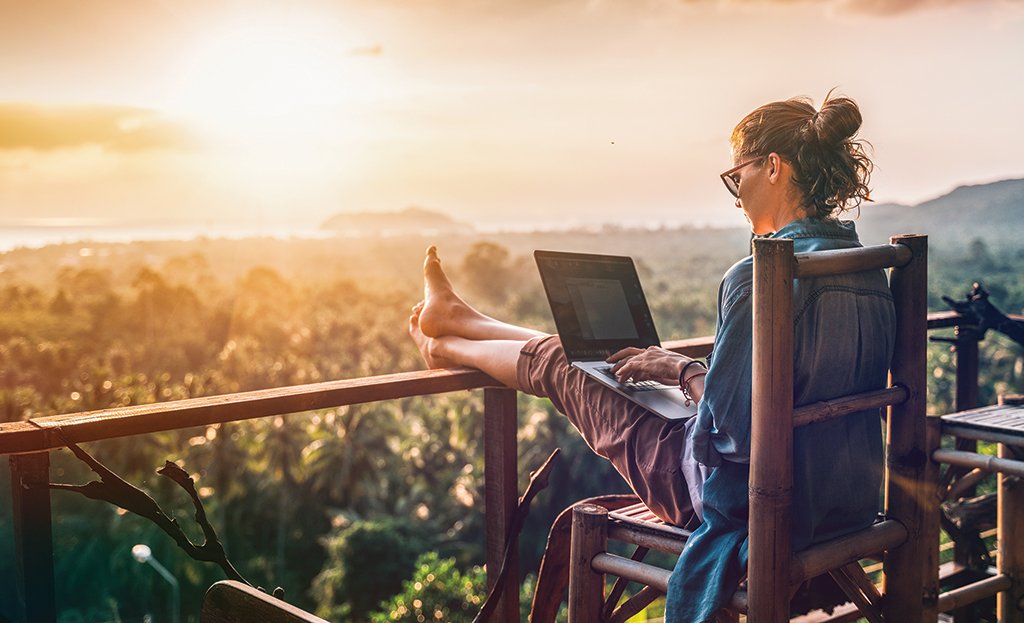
[483,387,519,623]
[997,394,1024,623]
[882,234,937,623]
[953,324,981,623]
[9,451,57,623]
[748,238,795,623]
[568,503,607,623]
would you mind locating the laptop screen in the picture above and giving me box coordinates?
[535,250,660,361]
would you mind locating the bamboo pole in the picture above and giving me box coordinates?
[933,448,1024,478]
[794,243,912,278]
[938,574,1012,613]
[606,526,688,555]
[882,234,936,623]
[793,386,907,428]
[569,504,609,623]
[749,237,795,623]
[591,552,670,593]
[790,520,908,585]
[998,392,1024,622]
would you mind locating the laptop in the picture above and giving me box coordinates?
[534,250,697,421]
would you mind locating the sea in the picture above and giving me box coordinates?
[0,222,332,254]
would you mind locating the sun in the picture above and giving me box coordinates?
[163,8,381,203]
[168,9,362,144]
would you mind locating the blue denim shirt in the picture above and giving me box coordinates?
[666,217,896,622]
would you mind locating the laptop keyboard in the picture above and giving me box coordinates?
[595,365,674,392]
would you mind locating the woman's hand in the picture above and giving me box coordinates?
[606,346,690,386]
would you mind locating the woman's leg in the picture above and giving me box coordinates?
[409,305,526,389]
[409,247,697,527]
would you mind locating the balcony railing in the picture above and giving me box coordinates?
[0,313,1013,622]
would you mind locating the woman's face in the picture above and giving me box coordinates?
[728,153,772,234]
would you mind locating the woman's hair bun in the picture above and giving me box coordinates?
[731,91,873,218]
[811,96,862,147]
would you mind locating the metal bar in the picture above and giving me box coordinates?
[483,387,519,623]
[793,386,907,428]
[932,449,1024,478]
[794,243,912,278]
[10,452,56,623]
[938,574,1012,612]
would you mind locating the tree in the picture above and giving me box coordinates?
[460,242,513,306]
[312,518,430,622]
[369,552,485,623]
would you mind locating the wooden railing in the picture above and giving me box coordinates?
[0,334,712,623]
[0,309,1016,623]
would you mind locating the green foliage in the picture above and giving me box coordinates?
[369,552,486,623]
[0,226,1020,621]
[313,518,431,621]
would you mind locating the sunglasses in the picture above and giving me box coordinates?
[720,157,763,198]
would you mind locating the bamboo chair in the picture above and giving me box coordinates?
[201,580,331,623]
[567,234,940,623]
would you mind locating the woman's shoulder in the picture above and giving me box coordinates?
[722,255,754,291]
[719,255,754,312]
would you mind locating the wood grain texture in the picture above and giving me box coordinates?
[483,387,519,623]
[794,243,912,278]
[998,441,1024,622]
[748,237,795,623]
[882,234,936,623]
[568,504,607,623]
[201,580,329,622]
[0,339,715,456]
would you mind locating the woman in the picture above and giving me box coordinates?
[410,93,895,622]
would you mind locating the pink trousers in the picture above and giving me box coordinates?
[516,335,698,529]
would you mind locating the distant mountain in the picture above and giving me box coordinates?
[321,207,473,236]
[857,178,1024,247]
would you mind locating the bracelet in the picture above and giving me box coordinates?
[681,372,707,407]
[678,360,707,387]
[678,360,707,407]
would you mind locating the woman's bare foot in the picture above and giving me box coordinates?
[418,246,492,338]
[417,246,546,341]
[409,302,458,368]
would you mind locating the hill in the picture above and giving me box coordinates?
[321,207,473,236]
[857,178,1024,248]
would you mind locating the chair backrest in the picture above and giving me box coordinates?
[747,234,936,623]
[201,580,331,623]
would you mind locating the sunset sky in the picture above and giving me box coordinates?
[1,0,1022,230]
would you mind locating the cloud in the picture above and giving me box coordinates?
[0,103,197,152]
[828,0,989,15]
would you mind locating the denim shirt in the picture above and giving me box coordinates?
[666,217,896,622]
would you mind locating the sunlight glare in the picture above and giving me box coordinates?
[165,9,376,204]
[171,10,356,143]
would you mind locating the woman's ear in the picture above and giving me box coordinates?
[766,153,782,183]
